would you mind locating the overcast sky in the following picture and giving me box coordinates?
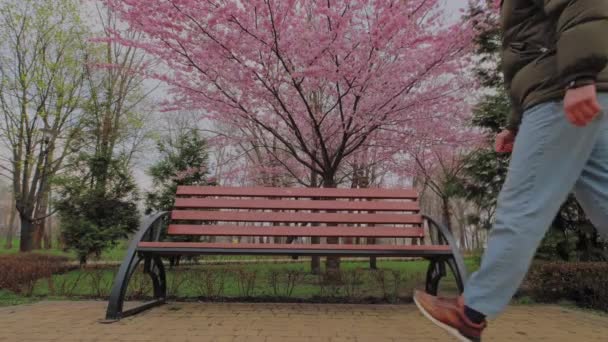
[445,0,470,19]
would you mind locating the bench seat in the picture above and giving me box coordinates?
[137,241,452,256]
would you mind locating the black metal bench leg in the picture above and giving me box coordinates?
[424,257,466,296]
[425,259,446,296]
[104,255,167,322]
[104,212,169,322]
[145,255,167,299]
[104,253,142,321]
[422,215,468,296]
[446,257,465,294]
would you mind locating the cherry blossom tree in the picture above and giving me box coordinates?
[103,0,477,187]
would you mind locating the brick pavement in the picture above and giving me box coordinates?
[1,301,607,341]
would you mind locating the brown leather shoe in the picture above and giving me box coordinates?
[413,290,486,342]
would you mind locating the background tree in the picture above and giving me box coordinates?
[413,146,475,248]
[0,0,88,252]
[54,3,155,263]
[145,113,214,214]
[0,185,18,249]
[454,1,510,235]
[54,154,139,264]
[82,3,157,188]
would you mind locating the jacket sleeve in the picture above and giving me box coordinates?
[506,107,523,131]
[505,91,523,131]
[534,0,608,86]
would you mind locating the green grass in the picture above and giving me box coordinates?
[0,238,74,258]
[0,289,37,307]
[0,238,127,261]
[0,238,312,263]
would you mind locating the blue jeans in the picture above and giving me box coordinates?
[464,93,608,318]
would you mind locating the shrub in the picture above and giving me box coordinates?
[371,269,404,302]
[54,271,87,297]
[317,272,343,298]
[525,262,608,311]
[0,254,70,295]
[341,268,364,298]
[371,269,388,299]
[126,268,153,299]
[189,269,226,298]
[268,270,305,298]
[235,268,258,297]
[85,268,115,298]
[54,154,140,265]
[167,269,189,296]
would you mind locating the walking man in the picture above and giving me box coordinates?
[414,0,608,341]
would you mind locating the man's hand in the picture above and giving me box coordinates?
[564,84,602,127]
[495,129,516,153]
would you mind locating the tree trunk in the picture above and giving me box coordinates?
[441,196,453,234]
[43,186,53,249]
[344,166,360,246]
[4,201,17,249]
[79,254,87,266]
[310,168,321,275]
[32,220,44,250]
[453,201,467,252]
[32,192,49,250]
[19,214,34,252]
[323,175,340,275]
[43,213,53,249]
[460,225,467,252]
[310,236,321,274]
[369,255,377,270]
[325,245,341,274]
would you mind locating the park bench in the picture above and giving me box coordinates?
[105,186,467,321]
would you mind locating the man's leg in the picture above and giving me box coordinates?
[464,98,606,318]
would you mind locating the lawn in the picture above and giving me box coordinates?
[0,238,332,263]
[0,238,74,258]
[0,238,127,261]
[0,289,38,306]
[0,238,309,263]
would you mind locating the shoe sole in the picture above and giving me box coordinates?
[413,294,479,342]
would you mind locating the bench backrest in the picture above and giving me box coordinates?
[168,186,423,242]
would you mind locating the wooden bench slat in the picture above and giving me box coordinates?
[171,210,423,225]
[167,224,425,237]
[177,186,418,199]
[137,242,450,255]
[174,198,420,212]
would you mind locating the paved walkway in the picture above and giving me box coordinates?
[1,301,607,341]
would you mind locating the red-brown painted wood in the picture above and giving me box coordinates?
[177,186,418,199]
[138,241,450,252]
[173,198,420,212]
[167,224,425,237]
[171,210,423,225]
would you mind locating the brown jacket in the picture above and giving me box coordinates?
[501,0,608,129]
